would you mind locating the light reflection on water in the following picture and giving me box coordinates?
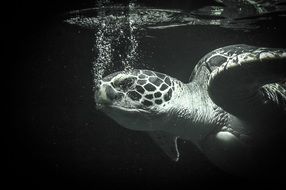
[64,0,286,88]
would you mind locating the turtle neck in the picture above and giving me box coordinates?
[164,81,225,147]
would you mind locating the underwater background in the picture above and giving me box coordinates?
[9,0,286,188]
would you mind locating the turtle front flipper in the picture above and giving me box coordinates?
[208,45,286,124]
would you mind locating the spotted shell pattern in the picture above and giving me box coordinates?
[125,70,178,107]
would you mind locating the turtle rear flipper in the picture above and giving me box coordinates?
[208,45,286,124]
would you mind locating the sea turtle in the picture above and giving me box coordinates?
[95,44,286,177]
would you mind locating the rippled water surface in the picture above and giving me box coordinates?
[65,0,286,83]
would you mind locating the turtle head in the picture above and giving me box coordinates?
[95,69,183,131]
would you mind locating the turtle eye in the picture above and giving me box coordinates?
[114,77,135,91]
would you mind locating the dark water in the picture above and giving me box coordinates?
[9,0,286,188]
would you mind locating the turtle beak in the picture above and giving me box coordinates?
[94,80,123,109]
[95,80,112,107]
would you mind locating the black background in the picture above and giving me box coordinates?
[8,0,286,188]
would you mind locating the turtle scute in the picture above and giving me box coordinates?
[127,91,142,101]
[164,88,173,101]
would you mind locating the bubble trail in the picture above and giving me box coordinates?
[92,0,139,84]
[93,0,112,83]
[122,1,139,71]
